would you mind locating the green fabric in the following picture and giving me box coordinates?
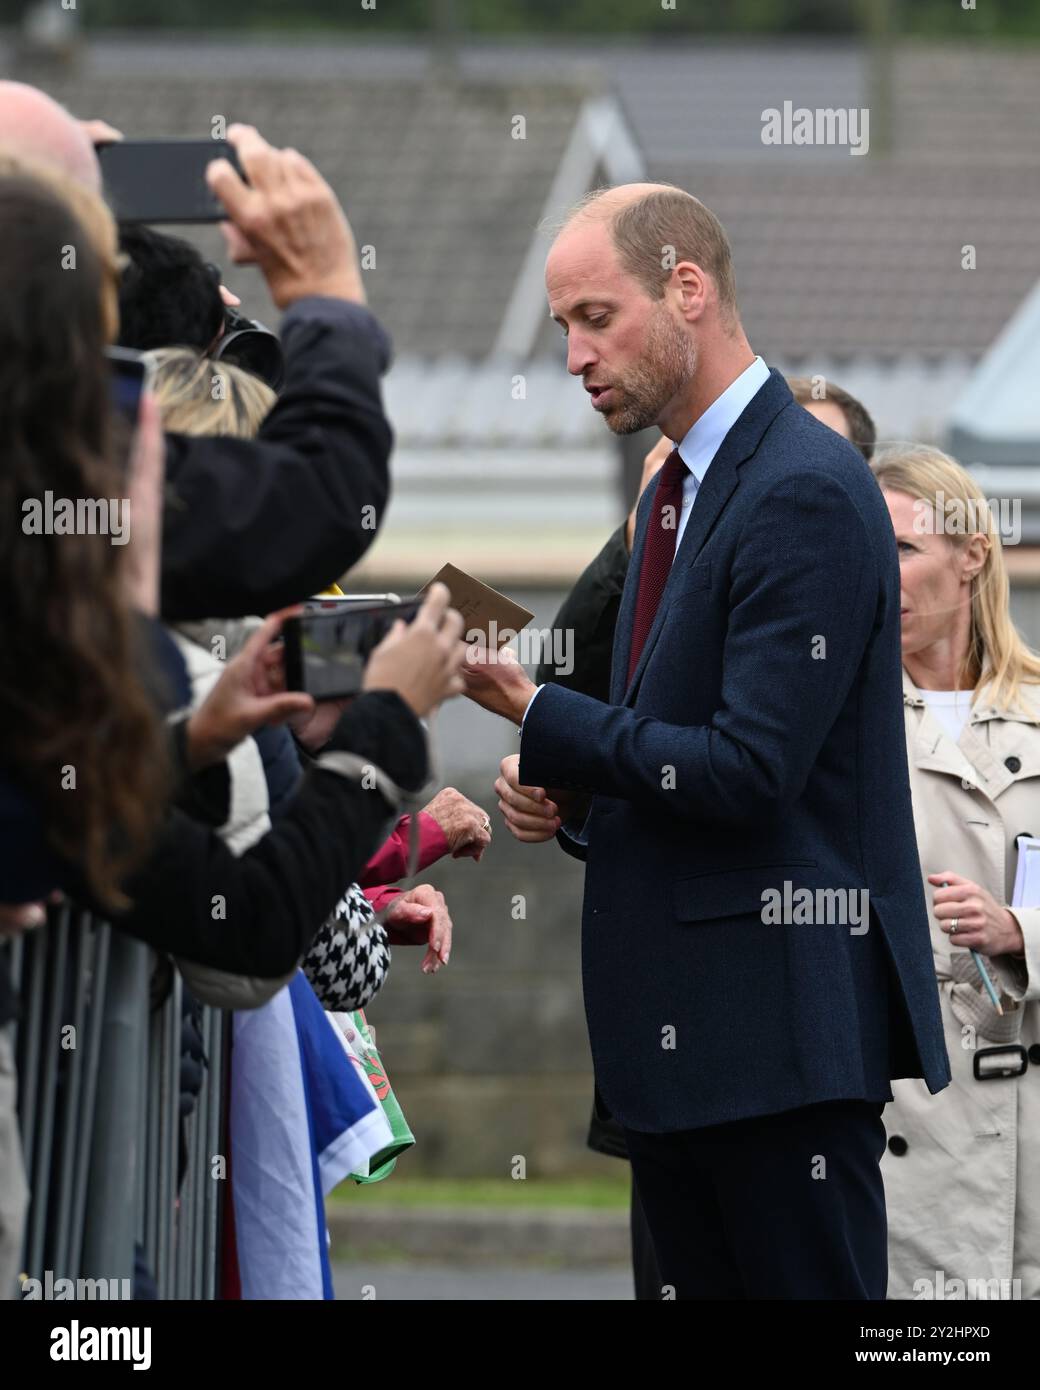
[347,1009,415,1184]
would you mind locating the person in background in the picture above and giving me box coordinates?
[787,375,877,461]
[147,347,277,438]
[872,444,1040,1301]
[117,225,227,356]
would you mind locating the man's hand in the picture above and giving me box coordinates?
[459,645,537,726]
[383,884,452,973]
[625,434,673,552]
[494,753,577,844]
[186,608,315,770]
[206,123,365,309]
[421,787,492,861]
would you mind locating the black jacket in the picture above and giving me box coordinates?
[534,523,629,700]
[536,523,631,1157]
[0,619,192,1026]
[113,690,427,977]
[160,297,393,622]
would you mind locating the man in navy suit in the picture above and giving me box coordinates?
[463,183,950,1299]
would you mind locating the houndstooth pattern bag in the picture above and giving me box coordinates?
[301,882,391,1012]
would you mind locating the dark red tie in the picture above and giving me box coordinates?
[626,448,689,685]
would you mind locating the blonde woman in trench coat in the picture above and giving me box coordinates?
[873,444,1040,1301]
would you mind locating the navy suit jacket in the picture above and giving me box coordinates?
[519,369,951,1132]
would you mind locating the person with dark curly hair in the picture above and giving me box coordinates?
[116,224,226,355]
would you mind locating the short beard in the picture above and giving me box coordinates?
[602,307,697,435]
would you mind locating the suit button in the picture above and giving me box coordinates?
[1005,756,1022,774]
[887,1135,909,1156]
[1029,1045,1040,1067]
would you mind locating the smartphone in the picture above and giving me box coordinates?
[106,346,151,478]
[284,599,422,701]
[96,139,244,224]
[303,593,402,612]
[106,346,150,427]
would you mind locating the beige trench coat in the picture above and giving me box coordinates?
[883,668,1040,1300]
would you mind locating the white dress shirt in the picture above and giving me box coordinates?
[672,355,770,556]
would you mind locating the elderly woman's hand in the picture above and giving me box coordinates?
[928,870,1026,956]
[421,787,492,861]
[383,884,452,973]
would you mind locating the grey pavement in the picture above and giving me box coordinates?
[332,1261,632,1300]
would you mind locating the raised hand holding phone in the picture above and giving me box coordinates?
[206,123,365,308]
[97,138,245,224]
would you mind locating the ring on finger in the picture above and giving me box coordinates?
[950,917,959,934]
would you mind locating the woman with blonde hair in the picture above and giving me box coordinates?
[873,443,1040,1300]
[148,348,277,439]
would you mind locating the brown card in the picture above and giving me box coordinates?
[419,564,534,647]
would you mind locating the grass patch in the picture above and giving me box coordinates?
[329,1175,630,1209]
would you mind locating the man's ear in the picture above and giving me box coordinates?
[673,260,708,322]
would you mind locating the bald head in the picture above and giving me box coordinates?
[0,82,100,191]
[550,182,738,321]
[561,181,676,227]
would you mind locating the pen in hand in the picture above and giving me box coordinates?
[939,878,1004,1017]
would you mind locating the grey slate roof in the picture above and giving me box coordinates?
[646,160,1040,360]
[3,35,1037,361]
[950,280,1040,466]
[5,53,583,358]
[26,33,1036,168]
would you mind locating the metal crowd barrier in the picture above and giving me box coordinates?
[9,904,227,1300]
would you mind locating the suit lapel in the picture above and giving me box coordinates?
[614,369,794,707]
